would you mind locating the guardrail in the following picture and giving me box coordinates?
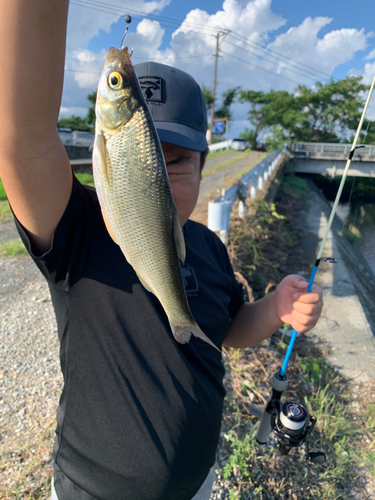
[291,142,375,156]
[207,148,284,243]
[208,140,232,152]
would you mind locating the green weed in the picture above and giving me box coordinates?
[223,428,258,482]
[0,238,28,258]
[74,172,95,187]
[283,175,309,198]
[0,178,7,200]
[0,200,12,223]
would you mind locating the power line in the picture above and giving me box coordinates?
[220,50,302,86]
[224,38,330,83]
[71,0,335,83]
[68,0,375,112]
[71,0,222,35]
[70,0,219,39]
[227,31,332,80]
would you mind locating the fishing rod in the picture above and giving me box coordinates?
[256,75,375,462]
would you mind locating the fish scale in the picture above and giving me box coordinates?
[93,46,219,351]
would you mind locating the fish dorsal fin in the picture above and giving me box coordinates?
[96,132,113,190]
[101,209,118,245]
[173,209,186,264]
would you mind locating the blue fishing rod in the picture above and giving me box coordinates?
[255,75,375,462]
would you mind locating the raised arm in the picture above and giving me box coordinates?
[0,1,73,253]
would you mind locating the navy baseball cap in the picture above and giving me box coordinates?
[134,62,208,152]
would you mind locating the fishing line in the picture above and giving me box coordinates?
[338,120,369,236]
[280,75,375,377]
[255,76,375,458]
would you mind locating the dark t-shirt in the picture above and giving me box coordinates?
[16,177,244,500]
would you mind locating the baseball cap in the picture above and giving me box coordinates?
[133,62,208,152]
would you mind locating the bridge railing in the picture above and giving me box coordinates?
[291,142,375,156]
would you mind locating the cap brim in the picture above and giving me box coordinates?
[154,122,208,152]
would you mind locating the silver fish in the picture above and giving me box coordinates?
[92,47,218,351]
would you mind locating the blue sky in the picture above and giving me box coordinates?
[62,0,375,139]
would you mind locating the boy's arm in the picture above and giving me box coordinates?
[0,1,73,253]
[224,275,323,348]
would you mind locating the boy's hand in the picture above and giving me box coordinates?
[274,275,323,334]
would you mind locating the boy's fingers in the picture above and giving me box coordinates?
[291,310,321,331]
[293,301,321,315]
[293,291,322,303]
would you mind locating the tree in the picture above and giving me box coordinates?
[86,91,97,128]
[57,115,90,131]
[239,90,280,149]
[239,77,370,149]
[201,84,240,141]
[215,87,241,122]
[58,91,97,131]
[201,84,214,112]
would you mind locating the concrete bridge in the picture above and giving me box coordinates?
[290,142,375,178]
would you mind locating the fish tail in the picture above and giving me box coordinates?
[171,324,221,352]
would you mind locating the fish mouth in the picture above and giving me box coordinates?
[106,46,132,65]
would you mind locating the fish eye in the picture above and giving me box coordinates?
[108,72,123,90]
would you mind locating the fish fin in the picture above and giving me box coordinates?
[172,210,186,264]
[171,323,221,352]
[96,132,113,190]
[136,272,155,295]
[101,209,118,244]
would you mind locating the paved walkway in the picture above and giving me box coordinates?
[298,181,375,383]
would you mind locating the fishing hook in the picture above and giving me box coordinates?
[120,15,133,50]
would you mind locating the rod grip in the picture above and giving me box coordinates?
[256,372,288,444]
[256,409,272,444]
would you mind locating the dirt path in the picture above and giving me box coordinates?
[191,152,265,225]
[0,220,18,243]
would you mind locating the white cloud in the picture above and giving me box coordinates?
[66,0,171,45]
[264,18,369,84]
[350,61,375,84]
[365,47,375,60]
[317,28,368,59]
[60,0,374,137]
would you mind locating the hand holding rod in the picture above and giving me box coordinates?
[280,74,375,377]
[256,74,375,446]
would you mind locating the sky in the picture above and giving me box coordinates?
[61,0,375,139]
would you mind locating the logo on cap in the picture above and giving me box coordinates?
[139,77,162,102]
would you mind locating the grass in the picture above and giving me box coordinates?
[0,178,7,201]
[0,238,28,258]
[0,200,12,224]
[203,151,264,179]
[219,175,375,499]
[74,172,95,187]
[206,148,239,161]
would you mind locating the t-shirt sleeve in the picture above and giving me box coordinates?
[14,176,105,290]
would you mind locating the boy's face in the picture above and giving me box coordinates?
[161,143,207,226]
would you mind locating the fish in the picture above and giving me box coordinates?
[92,46,219,352]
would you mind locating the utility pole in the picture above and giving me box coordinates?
[209,32,220,145]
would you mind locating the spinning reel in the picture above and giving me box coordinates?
[256,373,326,464]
